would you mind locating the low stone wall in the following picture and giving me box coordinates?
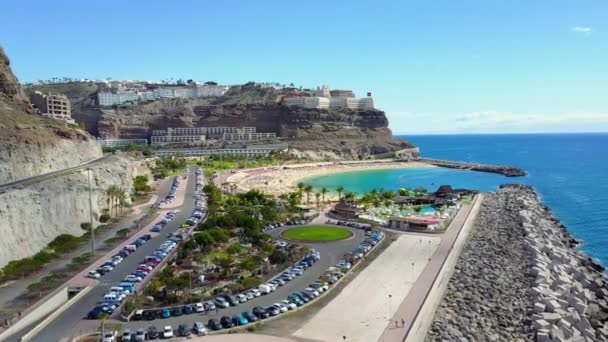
[425,184,608,342]
[419,158,527,177]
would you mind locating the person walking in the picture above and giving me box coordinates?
[401,318,405,327]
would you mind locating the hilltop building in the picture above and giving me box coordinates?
[97,84,229,106]
[151,126,277,146]
[29,91,75,124]
[282,86,374,110]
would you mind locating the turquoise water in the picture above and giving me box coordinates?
[305,133,608,266]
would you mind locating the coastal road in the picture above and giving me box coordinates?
[0,155,113,193]
[17,167,198,342]
[121,224,366,333]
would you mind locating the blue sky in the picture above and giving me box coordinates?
[1,0,607,134]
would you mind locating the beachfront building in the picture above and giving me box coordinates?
[97,138,148,147]
[388,216,443,232]
[151,126,278,146]
[332,202,362,219]
[154,143,288,158]
[29,91,75,124]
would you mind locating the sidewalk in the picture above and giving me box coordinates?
[0,178,169,323]
[378,195,483,342]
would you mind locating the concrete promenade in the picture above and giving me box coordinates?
[378,195,483,342]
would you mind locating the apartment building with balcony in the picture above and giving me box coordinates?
[29,91,75,124]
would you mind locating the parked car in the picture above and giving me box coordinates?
[282,299,297,310]
[193,321,208,336]
[207,318,222,331]
[225,295,239,306]
[252,306,270,319]
[120,329,131,342]
[233,314,249,326]
[214,297,230,308]
[143,310,157,321]
[220,315,234,328]
[134,328,146,342]
[162,326,173,339]
[172,306,183,316]
[177,324,191,337]
[266,305,281,316]
[204,301,216,311]
[147,326,159,340]
[194,302,205,313]
[131,309,144,321]
[183,304,194,314]
[88,271,101,279]
[242,311,258,322]
[101,331,117,342]
[160,308,171,318]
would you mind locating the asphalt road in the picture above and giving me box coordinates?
[122,224,366,333]
[0,155,113,193]
[20,167,198,342]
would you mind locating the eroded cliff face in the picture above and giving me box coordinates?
[0,46,103,183]
[0,156,150,267]
[0,46,145,266]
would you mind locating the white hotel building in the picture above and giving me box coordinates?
[282,87,374,110]
[97,84,229,106]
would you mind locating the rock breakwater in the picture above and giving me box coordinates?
[426,184,608,342]
[420,158,527,177]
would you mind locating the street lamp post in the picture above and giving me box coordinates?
[87,168,95,256]
[388,294,392,320]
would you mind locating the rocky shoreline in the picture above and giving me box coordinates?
[420,158,528,177]
[426,184,608,342]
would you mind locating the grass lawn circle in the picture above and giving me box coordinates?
[280,225,353,242]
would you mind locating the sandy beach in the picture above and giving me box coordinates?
[222,160,435,197]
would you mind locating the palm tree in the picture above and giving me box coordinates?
[315,192,321,208]
[304,185,313,205]
[117,188,128,214]
[336,186,345,201]
[297,182,305,201]
[320,187,328,204]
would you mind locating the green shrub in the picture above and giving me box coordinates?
[99,213,111,222]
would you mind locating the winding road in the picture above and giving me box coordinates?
[0,155,113,193]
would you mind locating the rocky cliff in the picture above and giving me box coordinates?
[0,46,149,266]
[0,156,149,267]
[26,82,417,159]
[0,46,102,183]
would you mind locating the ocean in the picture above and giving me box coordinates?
[304,133,608,266]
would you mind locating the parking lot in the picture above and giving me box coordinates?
[24,168,198,342]
[122,224,372,335]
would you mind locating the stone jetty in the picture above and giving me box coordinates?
[419,158,527,177]
[426,184,608,342]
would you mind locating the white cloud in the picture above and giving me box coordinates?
[571,26,593,35]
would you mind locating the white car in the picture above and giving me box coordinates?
[124,275,141,282]
[305,288,320,297]
[273,303,288,313]
[88,271,101,279]
[281,299,297,310]
[163,326,173,339]
[236,294,247,303]
[251,289,261,297]
[195,302,205,313]
[101,331,117,342]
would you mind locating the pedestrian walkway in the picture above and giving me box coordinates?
[378,195,483,342]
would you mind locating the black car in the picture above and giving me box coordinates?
[252,306,269,319]
[86,307,103,320]
[177,324,191,337]
[225,295,239,307]
[147,326,159,340]
[220,315,234,328]
[143,310,157,321]
[172,306,183,316]
[242,311,258,322]
[182,304,194,314]
[96,267,108,276]
[208,318,222,331]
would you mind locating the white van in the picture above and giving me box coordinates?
[258,284,272,295]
